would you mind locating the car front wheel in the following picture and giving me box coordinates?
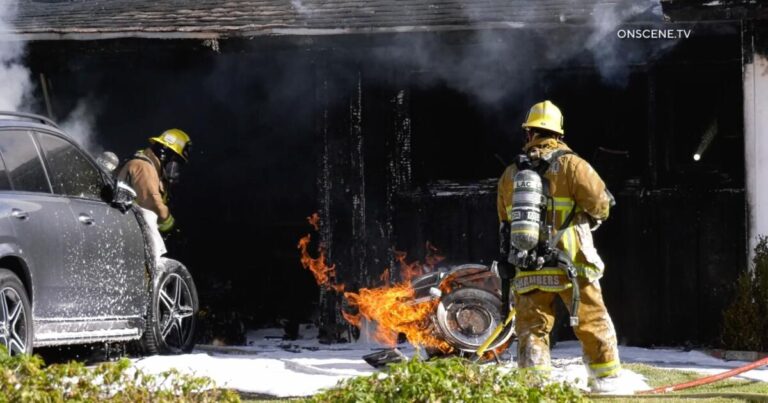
[140,262,198,354]
[0,269,32,356]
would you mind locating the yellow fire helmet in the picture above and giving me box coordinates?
[521,100,565,135]
[149,128,192,162]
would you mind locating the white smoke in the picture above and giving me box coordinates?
[365,0,670,106]
[0,1,32,111]
[587,0,670,86]
[291,0,311,14]
[0,1,100,154]
[61,98,101,154]
[589,1,659,44]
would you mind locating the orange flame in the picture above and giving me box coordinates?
[395,251,422,283]
[299,213,451,352]
[395,242,445,283]
[425,241,446,268]
[297,213,344,292]
[308,212,320,231]
[379,268,391,286]
[342,284,451,352]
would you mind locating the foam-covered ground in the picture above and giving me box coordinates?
[131,325,768,397]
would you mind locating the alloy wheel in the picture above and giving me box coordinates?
[0,287,28,355]
[157,273,195,349]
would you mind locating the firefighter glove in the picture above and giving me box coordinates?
[158,214,175,233]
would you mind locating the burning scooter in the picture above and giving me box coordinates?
[363,262,515,367]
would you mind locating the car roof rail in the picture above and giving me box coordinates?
[0,111,61,129]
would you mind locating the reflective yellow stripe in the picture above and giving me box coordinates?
[594,367,620,378]
[590,360,620,369]
[589,360,622,378]
[560,227,570,257]
[577,264,602,280]
[516,285,572,294]
[552,197,582,234]
[520,365,552,373]
[567,227,577,260]
[158,215,175,232]
[515,268,565,277]
[553,197,574,208]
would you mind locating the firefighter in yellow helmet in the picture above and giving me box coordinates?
[118,129,191,258]
[497,101,623,393]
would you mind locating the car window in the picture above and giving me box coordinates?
[0,130,51,193]
[0,151,11,191]
[37,132,104,200]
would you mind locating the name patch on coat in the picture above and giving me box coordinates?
[513,274,564,289]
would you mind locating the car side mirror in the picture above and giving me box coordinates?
[112,181,137,212]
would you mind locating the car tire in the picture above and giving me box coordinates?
[0,269,33,356]
[140,262,198,355]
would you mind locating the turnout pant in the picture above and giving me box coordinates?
[514,279,621,378]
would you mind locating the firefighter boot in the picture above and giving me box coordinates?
[588,374,628,394]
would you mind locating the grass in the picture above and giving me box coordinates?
[592,363,768,402]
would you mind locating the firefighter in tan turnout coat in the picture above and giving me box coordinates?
[497,101,622,392]
[118,129,191,260]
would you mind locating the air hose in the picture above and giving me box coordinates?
[562,253,580,326]
[549,248,580,327]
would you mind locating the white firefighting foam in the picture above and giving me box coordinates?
[130,325,768,398]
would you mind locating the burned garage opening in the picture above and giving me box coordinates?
[23,40,324,342]
[6,0,754,350]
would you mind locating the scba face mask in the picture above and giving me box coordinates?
[163,160,182,184]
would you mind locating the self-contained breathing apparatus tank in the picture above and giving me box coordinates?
[508,168,549,271]
[509,170,546,253]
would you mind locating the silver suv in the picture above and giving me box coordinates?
[0,112,198,356]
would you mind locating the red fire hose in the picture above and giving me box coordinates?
[638,355,768,395]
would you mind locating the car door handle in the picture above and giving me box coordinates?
[78,214,95,226]
[11,208,29,220]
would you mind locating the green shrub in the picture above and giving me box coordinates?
[757,236,768,349]
[0,346,240,402]
[721,235,768,351]
[308,356,585,403]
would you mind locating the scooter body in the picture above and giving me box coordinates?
[411,263,515,354]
